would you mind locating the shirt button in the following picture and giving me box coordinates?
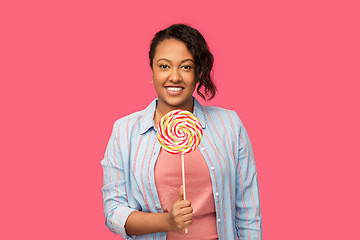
[215,192,219,196]
[217,218,221,222]
[201,147,205,151]
[211,167,215,170]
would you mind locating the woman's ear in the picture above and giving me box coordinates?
[150,74,154,85]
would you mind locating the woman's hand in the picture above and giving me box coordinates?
[167,186,194,231]
[125,186,193,235]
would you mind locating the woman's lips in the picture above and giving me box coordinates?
[165,86,184,96]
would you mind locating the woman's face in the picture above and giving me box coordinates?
[152,38,197,112]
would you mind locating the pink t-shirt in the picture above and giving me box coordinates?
[154,147,218,240]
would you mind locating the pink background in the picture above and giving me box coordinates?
[1,0,359,239]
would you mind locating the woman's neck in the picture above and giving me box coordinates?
[156,99,194,117]
[154,98,194,126]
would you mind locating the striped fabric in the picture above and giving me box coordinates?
[101,98,262,240]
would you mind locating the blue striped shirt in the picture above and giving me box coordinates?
[101,98,262,240]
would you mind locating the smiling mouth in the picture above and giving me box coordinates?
[165,86,184,92]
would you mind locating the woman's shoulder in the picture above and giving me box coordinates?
[200,104,250,140]
[202,105,235,115]
[201,104,243,125]
[112,109,145,130]
[114,109,144,124]
[111,100,156,133]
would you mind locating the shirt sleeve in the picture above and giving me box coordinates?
[233,112,262,240]
[101,120,136,239]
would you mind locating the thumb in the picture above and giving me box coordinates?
[177,185,184,202]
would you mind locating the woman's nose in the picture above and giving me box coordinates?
[169,68,181,82]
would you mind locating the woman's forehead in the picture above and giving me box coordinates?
[154,39,193,61]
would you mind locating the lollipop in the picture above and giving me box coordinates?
[157,109,202,233]
[157,109,202,154]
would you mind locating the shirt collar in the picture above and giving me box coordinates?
[139,97,207,135]
[193,97,207,130]
[139,99,157,135]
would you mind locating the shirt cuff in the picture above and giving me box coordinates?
[111,206,137,239]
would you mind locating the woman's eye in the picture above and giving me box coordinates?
[181,65,192,70]
[159,65,169,69]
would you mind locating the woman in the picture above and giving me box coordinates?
[101,24,262,240]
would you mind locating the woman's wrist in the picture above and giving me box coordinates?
[165,211,176,231]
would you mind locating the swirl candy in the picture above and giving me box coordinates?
[157,109,202,154]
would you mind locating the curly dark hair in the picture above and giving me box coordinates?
[149,24,216,100]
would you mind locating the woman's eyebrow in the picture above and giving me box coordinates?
[156,58,170,63]
[156,58,194,63]
[181,59,194,63]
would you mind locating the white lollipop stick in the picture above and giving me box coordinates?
[182,154,186,200]
[181,153,188,234]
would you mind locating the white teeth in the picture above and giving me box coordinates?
[166,87,183,91]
